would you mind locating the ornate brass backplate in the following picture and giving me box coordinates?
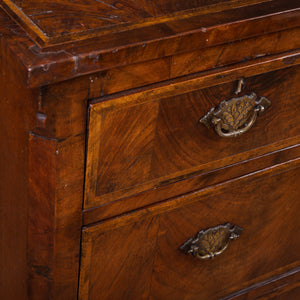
[180,223,243,260]
[200,93,271,138]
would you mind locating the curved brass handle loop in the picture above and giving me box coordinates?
[180,223,243,260]
[214,105,258,138]
[200,93,271,138]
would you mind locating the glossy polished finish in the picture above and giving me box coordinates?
[2,0,260,44]
[0,0,285,46]
[85,65,300,209]
[79,165,300,300]
[0,0,299,86]
[0,0,299,299]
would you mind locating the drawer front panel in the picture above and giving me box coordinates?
[85,64,300,209]
[79,163,300,300]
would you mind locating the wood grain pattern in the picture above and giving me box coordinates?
[79,215,160,300]
[89,51,300,113]
[28,133,57,299]
[27,77,89,299]
[0,0,299,298]
[1,0,267,46]
[95,102,159,197]
[0,1,299,87]
[89,27,300,96]
[170,27,300,79]
[268,287,300,300]
[28,134,86,299]
[85,63,300,209]
[224,267,300,299]
[0,25,39,300]
[79,163,300,300]
[83,142,300,224]
[0,12,89,295]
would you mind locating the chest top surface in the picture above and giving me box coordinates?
[0,0,299,88]
[1,0,267,46]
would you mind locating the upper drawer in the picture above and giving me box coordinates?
[84,60,300,210]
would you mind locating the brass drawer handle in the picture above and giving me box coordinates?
[180,223,243,260]
[199,93,271,138]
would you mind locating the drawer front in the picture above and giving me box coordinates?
[79,162,300,300]
[85,64,300,209]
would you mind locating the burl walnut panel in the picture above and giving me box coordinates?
[79,162,300,300]
[85,65,300,209]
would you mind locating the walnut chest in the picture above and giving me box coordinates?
[0,0,299,299]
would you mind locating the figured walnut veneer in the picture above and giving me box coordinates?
[85,65,300,209]
[0,0,299,299]
[80,165,300,300]
[2,0,268,46]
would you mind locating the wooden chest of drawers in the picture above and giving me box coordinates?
[0,0,299,299]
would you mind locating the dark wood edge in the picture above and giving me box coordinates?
[28,132,58,298]
[78,232,93,300]
[1,0,47,46]
[221,266,300,299]
[79,255,300,300]
[89,27,300,97]
[90,50,300,110]
[28,130,84,299]
[29,8,300,87]
[1,1,299,87]
[83,154,300,232]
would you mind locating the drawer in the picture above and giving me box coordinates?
[84,63,300,209]
[79,161,300,300]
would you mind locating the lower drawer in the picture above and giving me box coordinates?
[79,161,300,300]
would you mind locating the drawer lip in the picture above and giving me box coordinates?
[89,50,300,109]
[221,266,300,300]
[84,52,300,211]
[83,141,300,225]
[84,154,300,229]
[90,27,300,98]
